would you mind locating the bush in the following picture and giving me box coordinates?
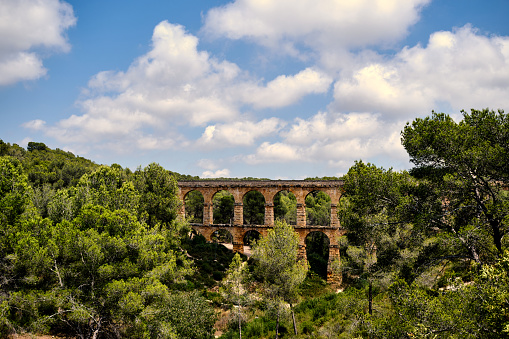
[301,320,315,334]
[213,270,224,280]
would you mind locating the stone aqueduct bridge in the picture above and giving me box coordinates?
[177,180,346,283]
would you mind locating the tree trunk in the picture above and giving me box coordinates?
[452,227,482,265]
[474,188,504,256]
[488,217,503,255]
[275,309,279,339]
[368,281,373,315]
[53,259,63,287]
[238,305,242,339]
[290,303,297,335]
[91,318,101,339]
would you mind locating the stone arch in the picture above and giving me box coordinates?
[305,190,332,226]
[305,231,330,278]
[211,228,233,244]
[191,225,213,242]
[273,189,297,225]
[184,190,204,223]
[212,189,234,225]
[243,229,262,246]
[242,190,266,225]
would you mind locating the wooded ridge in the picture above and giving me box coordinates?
[0,108,508,338]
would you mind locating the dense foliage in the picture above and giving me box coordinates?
[1,108,508,338]
[251,221,307,337]
[0,141,216,338]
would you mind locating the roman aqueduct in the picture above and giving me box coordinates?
[177,180,345,284]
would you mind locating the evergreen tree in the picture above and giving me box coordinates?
[221,253,250,339]
[402,109,509,262]
[251,220,307,337]
[338,161,419,314]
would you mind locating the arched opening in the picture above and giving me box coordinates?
[243,190,265,225]
[305,231,330,279]
[185,190,204,223]
[243,230,261,246]
[211,229,233,244]
[212,190,234,224]
[274,190,297,225]
[305,190,331,226]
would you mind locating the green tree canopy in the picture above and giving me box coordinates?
[338,161,419,313]
[0,157,30,228]
[402,109,509,262]
[27,142,48,152]
[221,253,250,338]
[274,190,296,225]
[305,191,331,226]
[252,220,307,337]
[134,163,181,227]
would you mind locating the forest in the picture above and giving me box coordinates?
[0,108,508,338]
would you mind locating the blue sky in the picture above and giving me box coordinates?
[1,0,509,179]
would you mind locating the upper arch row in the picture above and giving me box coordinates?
[178,180,344,204]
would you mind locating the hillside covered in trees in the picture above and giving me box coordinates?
[1,108,509,338]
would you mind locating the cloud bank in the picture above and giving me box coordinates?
[21,0,509,177]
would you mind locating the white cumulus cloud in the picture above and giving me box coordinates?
[197,118,285,148]
[18,2,509,178]
[238,68,332,108]
[0,0,76,85]
[204,0,430,58]
[22,119,46,131]
[29,21,331,153]
[202,168,231,178]
[243,111,408,169]
[332,25,509,118]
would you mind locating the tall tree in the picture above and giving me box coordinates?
[251,220,307,337]
[221,253,250,339]
[134,163,181,227]
[338,161,419,314]
[401,109,509,262]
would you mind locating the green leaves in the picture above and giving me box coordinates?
[388,279,478,338]
[222,253,250,304]
[134,163,180,227]
[385,252,509,339]
[252,220,307,302]
[305,191,331,226]
[0,152,213,337]
[213,190,234,224]
[4,204,201,337]
[474,251,509,336]
[402,109,509,259]
[243,190,265,225]
[0,157,30,228]
[274,190,297,225]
